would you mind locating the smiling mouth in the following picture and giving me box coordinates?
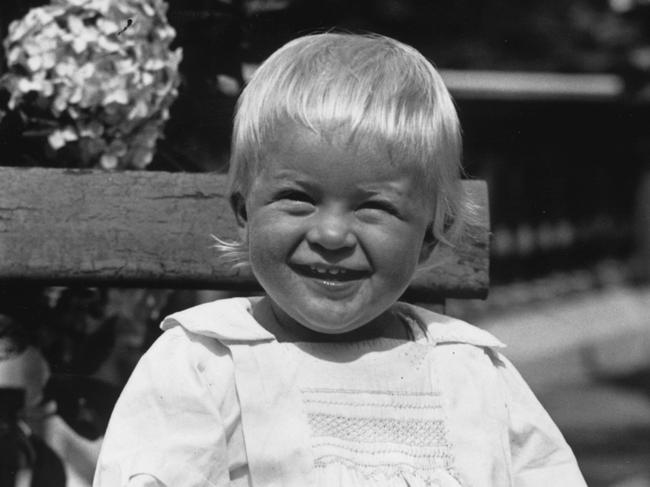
[291,263,370,282]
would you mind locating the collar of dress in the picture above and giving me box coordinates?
[161,297,505,349]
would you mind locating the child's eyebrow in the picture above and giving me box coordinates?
[357,181,409,199]
[265,170,412,199]
[267,172,317,191]
[267,169,306,182]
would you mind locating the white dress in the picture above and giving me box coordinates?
[93,298,587,487]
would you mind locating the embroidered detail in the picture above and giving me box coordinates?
[314,454,446,472]
[310,440,452,459]
[304,398,443,409]
[299,386,458,482]
[291,331,462,483]
[308,413,448,447]
[302,388,440,397]
[313,455,459,486]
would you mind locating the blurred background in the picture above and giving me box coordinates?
[1,0,649,485]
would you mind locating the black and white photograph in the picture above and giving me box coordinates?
[1,1,649,486]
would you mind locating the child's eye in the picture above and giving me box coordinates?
[274,190,313,204]
[359,200,400,216]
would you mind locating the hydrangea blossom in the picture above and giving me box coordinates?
[1,0,182,169]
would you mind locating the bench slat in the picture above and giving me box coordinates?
[0,167,489,300]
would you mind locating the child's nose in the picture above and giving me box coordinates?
[306,212,356,250]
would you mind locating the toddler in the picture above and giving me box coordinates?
[94,33,587,486]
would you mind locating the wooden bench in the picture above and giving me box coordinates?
[0,166,489,304]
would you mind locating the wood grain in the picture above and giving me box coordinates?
[0,167,489,300]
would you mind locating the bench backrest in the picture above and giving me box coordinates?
[0,167,489,302]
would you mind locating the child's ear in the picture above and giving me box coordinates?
[418,224,437,264]
[230,192,248,240]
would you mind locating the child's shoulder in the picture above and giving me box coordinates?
[135,299,257,393]
[159,297,273,343]
[395,302,506,349]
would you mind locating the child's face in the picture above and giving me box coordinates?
[237,124,435,337]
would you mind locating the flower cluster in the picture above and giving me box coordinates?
[0,0,182,169]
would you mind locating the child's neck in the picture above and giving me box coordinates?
[251,296,412,343]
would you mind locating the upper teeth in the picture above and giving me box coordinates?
[310,265,345,275]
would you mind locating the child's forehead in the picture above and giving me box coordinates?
[250,124,430,197]
[258,122,398,172]
[263,119,414,162]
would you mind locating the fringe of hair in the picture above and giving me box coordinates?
[210,234,250,270]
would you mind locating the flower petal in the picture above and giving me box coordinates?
[100,153,119,170]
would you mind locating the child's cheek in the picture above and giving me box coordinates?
[247,215,295,262]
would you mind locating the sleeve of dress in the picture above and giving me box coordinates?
[496,353,588,487]
[92,326,232,487]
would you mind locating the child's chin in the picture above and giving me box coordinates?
[299,312,389,339]
[293,300,391,333]
[300,318,362,335]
